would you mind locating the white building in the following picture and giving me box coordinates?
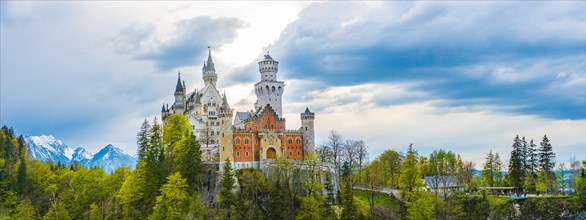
[162,48,229,162]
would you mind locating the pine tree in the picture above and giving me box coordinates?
[525,139,538,193]
[494,153,503,187]
[340,162,358,220]
[508,135,525,193]
[482,150,495,187]
[218,159,236,218]
[399,144,421,195]
[539,135,556,193]
[144,118,166,214]
[137,119,151,161]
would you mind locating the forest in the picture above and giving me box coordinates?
[1,113,585,219]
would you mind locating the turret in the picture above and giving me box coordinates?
[202,47,218,87]
[300,108,315,156]
[254,52,285,118]
[219,92,234,166]
[258,53,278,81]
[174,72,186,114]
[161,103,168,120]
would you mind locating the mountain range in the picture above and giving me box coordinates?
[24,135,136,173]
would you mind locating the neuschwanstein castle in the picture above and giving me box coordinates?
[161,49,315,170]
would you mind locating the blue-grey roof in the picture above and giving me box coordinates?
[424,176,461,188]
[236,111,251,120]
[175,73,184,93]
[263,53,273,61]
[304,108,312,114]
[204,48,215,72]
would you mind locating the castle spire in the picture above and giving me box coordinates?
[206,46,215,72]
[175,72,184,93]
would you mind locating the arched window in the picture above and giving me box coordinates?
[244,138,250,145]
[296,138,301,144]
[297,151,300,156]
[289,151,292,156]
[288,138,293,144]
[245,152,249,157]
[237,152,240,157]
[235,138,241,145]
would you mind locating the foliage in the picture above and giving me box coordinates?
[405,192,436,220]
[508,135,526,193]
[399,144,423,198]
[218,159,237,219]
[149,172,203,220]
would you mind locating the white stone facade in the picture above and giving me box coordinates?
[162,49,228,162]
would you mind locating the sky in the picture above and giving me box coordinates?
[1,1,585,168]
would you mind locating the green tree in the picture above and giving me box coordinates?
[508,135,525,193]
[218,159,237,219]
[162,114,191,149]
[117,162,147,219]
[399,144,423,198]
[482,150,496,187]
[150,172,202,220]
[340,163,359,220]
[406,192,436,220]
[137,119,151,161]
[296,196,324,220]
[172,132,202,192]
[539,135,556,193]
[378,149,402,188]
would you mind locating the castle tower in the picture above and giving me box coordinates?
[219,92,234,168]
[254,52,284,118]
[301,108,315,156]
[174,72,186,114]
[161,103,169,120]
[202,47,218,88]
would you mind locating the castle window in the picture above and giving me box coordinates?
[237,152,240,157]
[288,138,293,144]
[216,131,220,135]
[289,151,292,156]
[235,138,241,144]
[222,133,224,137]
[217,122,220,126]
[296,139,301,144]
[244,138,250,145]
[297,151,300,156]
[245,152,249,157]
[223,147,224,151]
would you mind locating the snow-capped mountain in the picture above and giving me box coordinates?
[72,147,93,166]
[24,135,136,173]
[86,144,136,173]
[24,135,73,165]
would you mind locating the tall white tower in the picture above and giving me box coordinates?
[254,53,284,118]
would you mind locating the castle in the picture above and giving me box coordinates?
[161,48,315,170]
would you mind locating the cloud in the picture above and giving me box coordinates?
[111,16,247,70]
[279,81,585,168]
[255,1,586,119]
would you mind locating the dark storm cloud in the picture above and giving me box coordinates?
[247,2,585,119]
